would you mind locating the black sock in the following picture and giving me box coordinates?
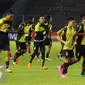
[36,52,40,58]
[14,51,26,62]
[61,63,69,74]
[41,59,45,67]
[29,55,35,63]
[81,60,85,74]
[46,52,49,58]
[6,61,9,69]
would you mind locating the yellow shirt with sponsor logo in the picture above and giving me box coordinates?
[57,27,75,50]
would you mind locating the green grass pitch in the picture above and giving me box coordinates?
[0,41,85,85]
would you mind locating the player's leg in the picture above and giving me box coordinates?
[27,41,32,56]
[75,44,81,62]
[57,43,64,60]
[5,51,12,73]
[81,45,85,76]
[3,38,12,73]
[46,45,51,60]
[57,50,75,77]
[28,42,39,68]
[81,56,85,76]
[40,41,48,70]
[45,38,52,60]
[34,49,40,60]
[13,42,27,65]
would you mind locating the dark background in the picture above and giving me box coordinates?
[0,0,85,31]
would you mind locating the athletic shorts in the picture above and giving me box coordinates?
[62,50,74,58]
[44,38,52,46]
[0,32,10,51]
[16,41,26,52]
[75,44,85,56]
[25,36,31,45]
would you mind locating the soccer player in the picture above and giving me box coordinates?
[57,17,76,77]
[75,14,85,76]
[28,16,48,70]
[35,16,53,61]
[13,22,27,65]
[44,15,52,60]
[0,11,14,73]
[57,26,67,60]
[24,16,34,56]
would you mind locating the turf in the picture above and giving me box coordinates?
[0,41,85,85]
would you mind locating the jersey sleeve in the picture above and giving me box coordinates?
[0,17,6,25]
[57,28,65,37]
[35,24,40,31]
[76,24,83,32]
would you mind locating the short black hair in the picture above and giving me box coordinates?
[6,10,14,15]
[28,16,34,20]
[68,17,75,21]
[80,13,85,19]
[39,14,45,18]
[45,15,51,20]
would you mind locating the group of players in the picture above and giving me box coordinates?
[57,14,85,77]
[0,11,52,72]
[0,11,85,78]
[13,15,52,70]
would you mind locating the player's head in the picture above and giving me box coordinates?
[80,13,85,24]
[5,10,14,21]
[39,16,45,24]
[29,16,35,23]
[45,15,52,23]
[25,16,34,24]
[67,17,76,27]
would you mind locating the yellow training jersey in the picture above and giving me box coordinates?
[0,17,10,32]
[77,22,85,45]
[24,24,33,37]
[45,22,52,38]
[57,26,75,50]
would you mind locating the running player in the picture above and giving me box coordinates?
[0,11,14,73]
[75,14,85,76]
[24,16,34,56]
[28,16,48,70]
[57,17,76,77]
[13,22,27,65]
[44,15,52,60]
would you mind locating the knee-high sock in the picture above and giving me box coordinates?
[6,61,9,69]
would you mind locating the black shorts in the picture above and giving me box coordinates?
[45,38,52,46]
[62,50,74,58]
[16,41,27,52]
[33,41,45,56]
[0,32,10,51]
[76,44,85,56]
[25,36,31,45]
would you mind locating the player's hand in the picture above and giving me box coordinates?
[4,29,8,32]
[81,32,85,35]
[63,41,69,46]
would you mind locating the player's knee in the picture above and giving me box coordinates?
[6,51,10,56]
[75,58,80,62]
[23,49,27,53]
[64,59,69,63]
